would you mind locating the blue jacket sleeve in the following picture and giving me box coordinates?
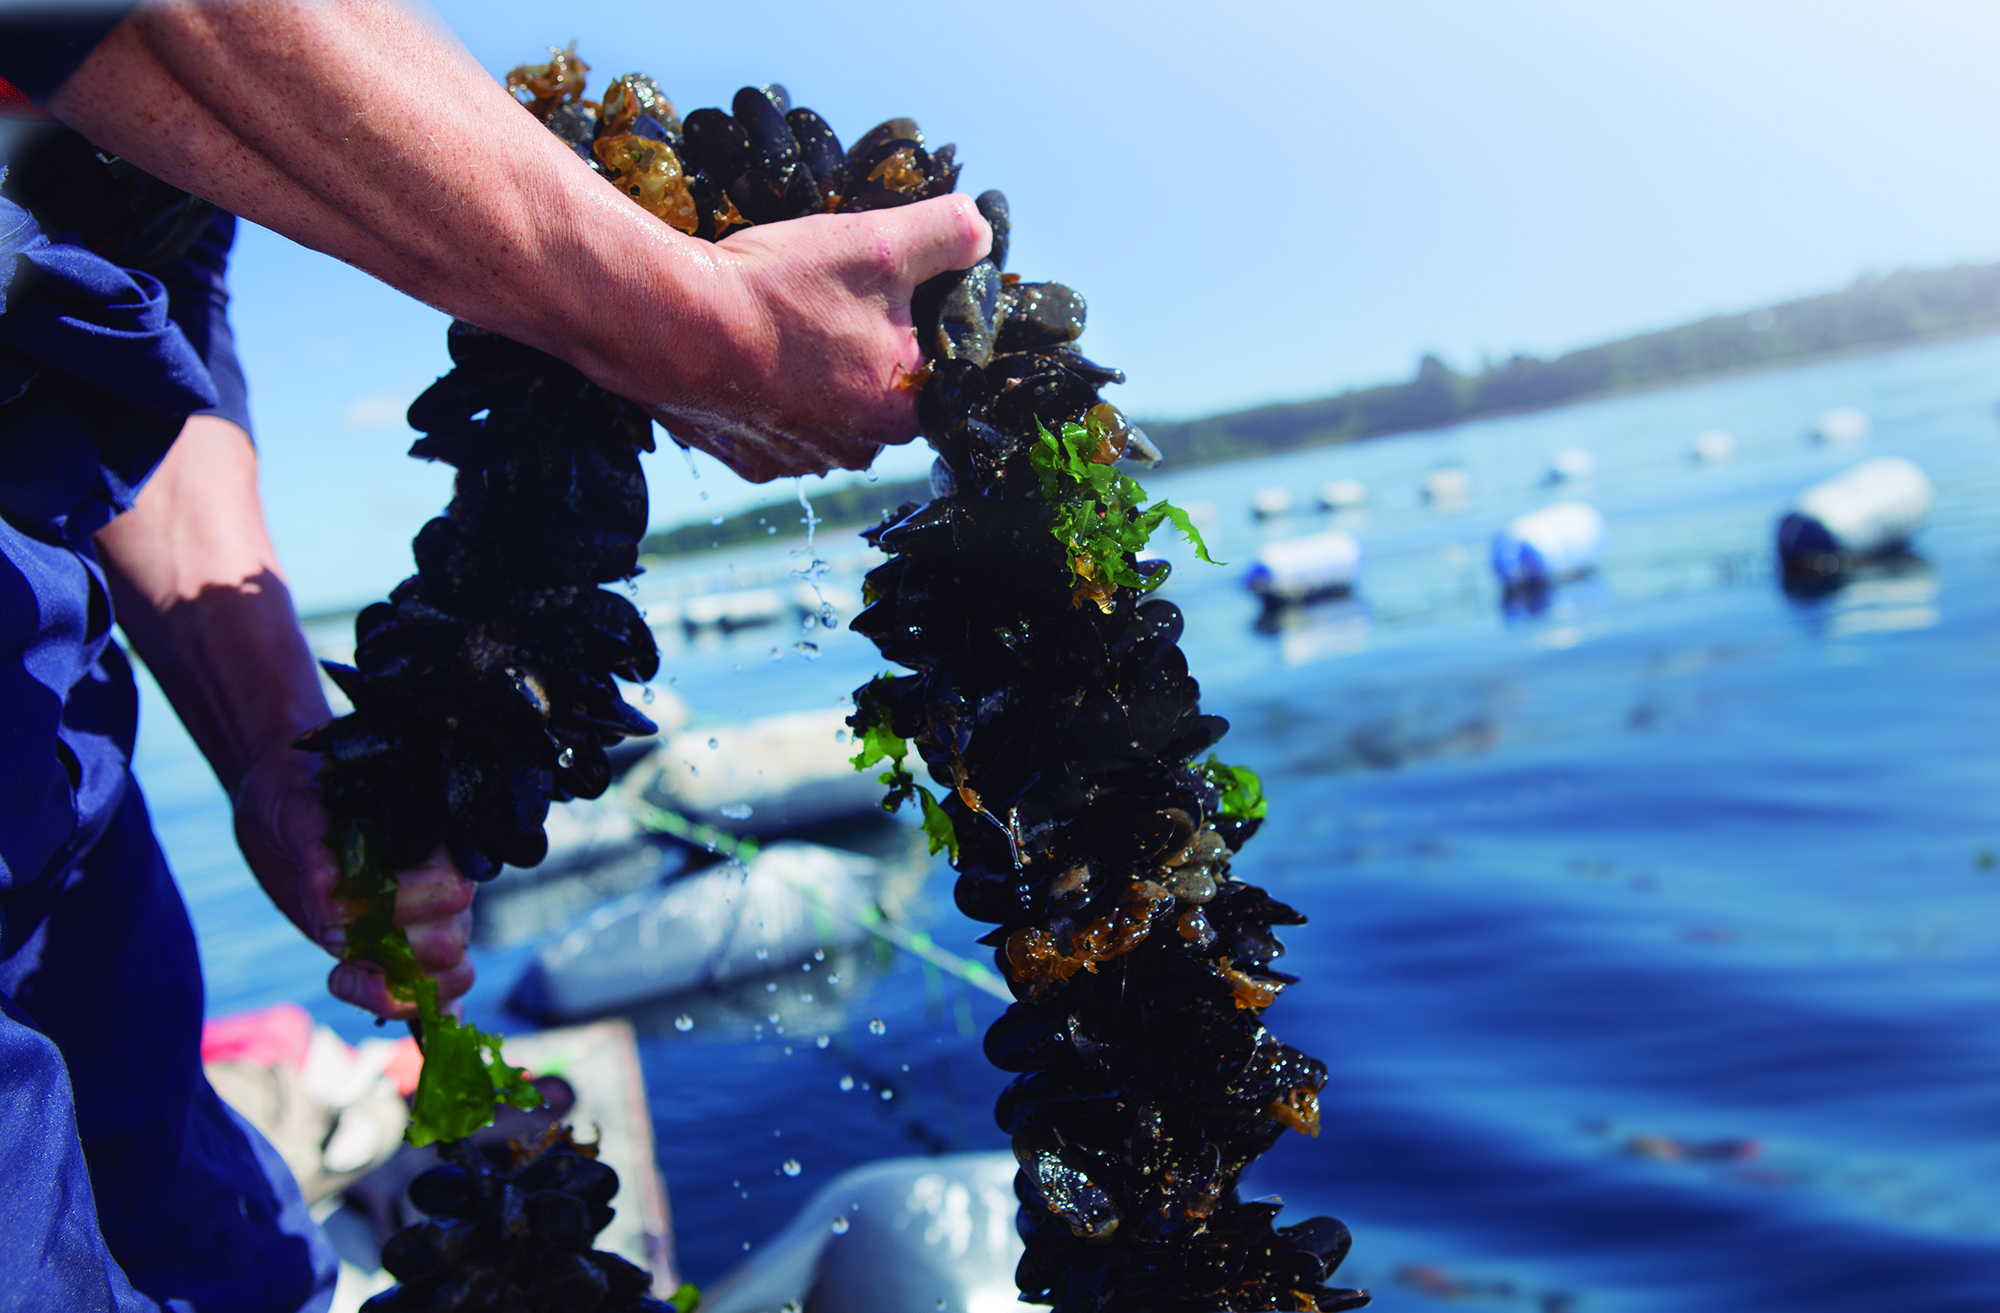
[0,3,137,106]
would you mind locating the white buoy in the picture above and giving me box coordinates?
[1777,456,1933,565]
[1546,448,1595,483]
[1316,477,1368,510]
[1814,407,1871,446]
[1244,530,1364,602]
[700,1154,1032,1313]
[1423,465,1472,505]
[508,842,881,1020]
[1250,487,1294,520]
[1491,501,1607,589]
[1692,429,1736,464]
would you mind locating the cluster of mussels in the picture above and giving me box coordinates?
[507,44,960,237]
[350,47,1361,1311]
[848,216,1368,1313]
[364,1131,672,1312]
[297,315,660,876]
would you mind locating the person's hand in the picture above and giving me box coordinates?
[233,743,476,1021]
[630,193,991,483]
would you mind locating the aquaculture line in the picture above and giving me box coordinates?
[323,43,1363,1312]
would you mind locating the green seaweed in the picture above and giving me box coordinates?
[1028,414,1218,597]
[329,822,540,1145]
[1199,755,1268,823]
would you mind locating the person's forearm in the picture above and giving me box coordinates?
[46,0,989,481]
[93,417,329,795]
[46,0,676,400]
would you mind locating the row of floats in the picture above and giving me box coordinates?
[1244,451,1935,610]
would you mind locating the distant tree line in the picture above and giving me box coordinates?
[643,261,2000,558]
[1140,262,2000,466]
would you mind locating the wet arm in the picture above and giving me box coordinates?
[47,0,988,480]
[93,416,472,1018]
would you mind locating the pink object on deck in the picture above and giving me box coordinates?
[200,1003,315,1071]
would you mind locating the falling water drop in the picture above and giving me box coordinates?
[794,641,820,661]
[865,469,879,483]
[755,947,769,961]
[820,605,838,630]
[700,489,710,500]
[766,982,778,994]
[868,1018,886,1036]
[839,1074,854,1091]
[642,686,657,704]
[879,1088,894,1101]
[557,747,575,768]
[815,1034,830,1049]
[708,737,720,750]
[674,1014,694,1032]
[711,515,724,526]
[813,949,825,962]
[782,1159,802,1177]
[720,803,755,820]
[830,1216,850,1235]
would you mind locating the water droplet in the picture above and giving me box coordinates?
[642,686,656,704]
[782,1159,801,1177]
[701,490,711,500]
[820,605,838,630]
[557,747,575,768]
[879,1088,894,1101]
[794,641,820,661]
[770,646,784,661]
[768,1011,780,1023]
[688,764,700,777]
[766,982,778,994]
[711,515,724,525]
[839,1075,854,1091]
[827,973,840,985]
[742,1241,751,1250]
[937,1301,947,1311]
[801,961,812,972]
[865,469,879,483]
[868,1018,886,1036]
[755,947,769,961]
[669,676,680,686]
[813,949,825,962]
[708,737,720,750]
[900,1063,910,1072]
[816,1034,830,1049]
[830,1216,850,1235]
[674,1014,694,1032]
[767,525,777,535]
[720,802,754,820]
[801,992,814,1003]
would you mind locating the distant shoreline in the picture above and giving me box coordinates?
[631,262,2000,559]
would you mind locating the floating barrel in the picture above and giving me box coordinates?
[1244,529,1364,602]
[1776,456,1933,568]
[507,841,880,1020]
[1317,477,1368,510]
[1813,407,1871,446]
[1546,447,1595,483]
[1423,465,1472,504]
[1692,429,1736,463]
[1491,501,1607,589]
[1250,486,1294,520]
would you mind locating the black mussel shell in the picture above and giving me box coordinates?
[679,107,751,182]
[732,85,798,167]
[976,189,1010,269]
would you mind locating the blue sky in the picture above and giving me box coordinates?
[213,0,2000,612]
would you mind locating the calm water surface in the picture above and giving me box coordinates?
[136,333,2000,1309]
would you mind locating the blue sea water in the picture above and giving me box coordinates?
[136,332,2000,1308]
